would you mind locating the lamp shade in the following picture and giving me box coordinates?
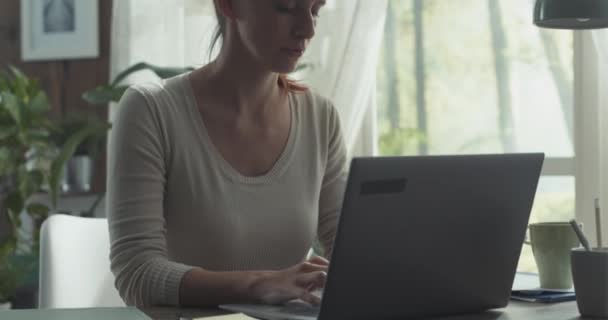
[534,0,608,29]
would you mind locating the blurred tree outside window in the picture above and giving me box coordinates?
[376,0,574,273]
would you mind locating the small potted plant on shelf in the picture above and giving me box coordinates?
[52,114,110,194]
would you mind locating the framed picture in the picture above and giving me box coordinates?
[21,0,99,61]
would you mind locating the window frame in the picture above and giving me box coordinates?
[574,31,601,235]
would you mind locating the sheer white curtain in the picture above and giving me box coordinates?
[111,0,217,72]
[109,0,388,156]
[109,0,217,119]
[302,0,388,156]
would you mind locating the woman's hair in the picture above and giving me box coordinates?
[210,1,308,93]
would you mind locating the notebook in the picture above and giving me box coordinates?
[511,272,576,303]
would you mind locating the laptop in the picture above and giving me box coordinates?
[221,153,545,320]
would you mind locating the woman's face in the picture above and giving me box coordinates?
[228,0,325,73]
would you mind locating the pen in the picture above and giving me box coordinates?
[595,198,603,248]
[570,219,591,251]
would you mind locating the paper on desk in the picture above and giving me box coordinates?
[512,272,574,293]
[192,313,257,320]
[512,272,541,291]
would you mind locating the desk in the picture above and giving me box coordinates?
[142,301,583,320]
[0,301,584,320]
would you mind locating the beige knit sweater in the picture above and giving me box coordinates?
[106,73,348,307]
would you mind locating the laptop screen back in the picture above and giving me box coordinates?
[319,153,544,320]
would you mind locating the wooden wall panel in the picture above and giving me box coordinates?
[0,0,113,194]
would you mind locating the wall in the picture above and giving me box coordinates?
[0,0,113,194]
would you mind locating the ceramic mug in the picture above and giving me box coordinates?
[525,222,581,289]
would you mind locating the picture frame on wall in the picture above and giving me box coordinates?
[21,0,99,61]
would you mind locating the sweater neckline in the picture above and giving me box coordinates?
[181,72,298,185]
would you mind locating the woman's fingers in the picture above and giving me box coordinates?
[298,288,322,305]
[308,255,329,266]
[299,261,328,273]
[252,260,329,305]
[295,270,327,289]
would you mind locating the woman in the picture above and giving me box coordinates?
[107,0,347,308]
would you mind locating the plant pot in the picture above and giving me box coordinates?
[61,155,93,193]
[0,301,11,309]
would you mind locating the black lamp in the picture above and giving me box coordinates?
[534,0,608,29]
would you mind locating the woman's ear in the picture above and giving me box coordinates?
[215,0,237,20]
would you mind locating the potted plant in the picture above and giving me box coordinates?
[0,244,20,309]
[52,114,110,194]
[0,66,105,307]
[0,241,35,309]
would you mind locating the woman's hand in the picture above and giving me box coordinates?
[248,256,329,305]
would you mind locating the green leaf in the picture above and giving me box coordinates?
[17,167,44,199]
[83,62,193,106]
[0,241,16,259]
[8,65,27,84]
[111,62,149,86]
[17,131,30,146]
[1,92,22,126]
[25,128,51,143]
[82,85,129,105]
[26,202,50,219]
[0,71,10,90]
[111,62,193,86]
[18,166,33,198]
[31,169,44,185]
[0,148,17,176]
[8,66,29,100]
[49,123,111,207]
[0,147,11,161]
[5,191,24,228]
[151,65,195,79]
[28,91,49,113]
[33,117,60,134]
[51,114,111,158]
[0,126,17,140]
[26,79,41,99]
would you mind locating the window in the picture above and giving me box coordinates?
[375,0,574,272]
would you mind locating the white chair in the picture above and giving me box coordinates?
[39,214,125,308]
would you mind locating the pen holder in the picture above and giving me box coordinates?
[571,248,608,318]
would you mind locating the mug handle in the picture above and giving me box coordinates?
[524,227,531,245]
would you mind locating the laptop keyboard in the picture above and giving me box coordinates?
[278,301,320,317]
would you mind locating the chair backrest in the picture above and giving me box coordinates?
[39,214,125,308]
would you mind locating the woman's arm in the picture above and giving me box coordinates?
[108,86,195,306]
[179,256,329,307]
[317,101,349,259]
